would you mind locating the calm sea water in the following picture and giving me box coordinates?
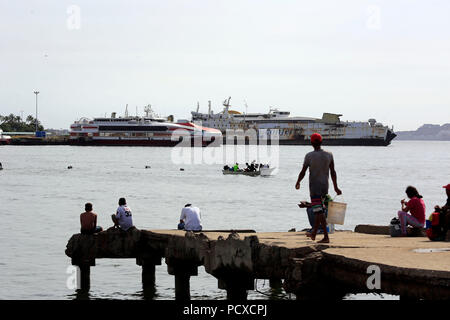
[0,141,449,300]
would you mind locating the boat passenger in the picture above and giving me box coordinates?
[111,197,134,231]
[233,163,239,172]
[179,204,202,232]
[80,203,103,235]
[398,186,426,236]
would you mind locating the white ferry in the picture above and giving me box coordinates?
[0,129,11,145]
[69,105,221,146]
[191,98,397,146]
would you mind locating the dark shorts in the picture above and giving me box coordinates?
[80,226,103,235]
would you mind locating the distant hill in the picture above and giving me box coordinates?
[396,124,450,140]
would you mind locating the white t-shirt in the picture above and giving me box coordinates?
[180,206,202,231]
[115,205,133,231]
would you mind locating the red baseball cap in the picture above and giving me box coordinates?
[310,133,322,144]
[443,184,450,190]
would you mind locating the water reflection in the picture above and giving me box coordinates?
[67,289,91,300]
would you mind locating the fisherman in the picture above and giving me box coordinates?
[111,197,134,231]
[179,204,202,232]
[295,133,342,243]
[398,186,426,236]
[80,203,103,235]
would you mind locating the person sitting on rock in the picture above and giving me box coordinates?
[111,197,134,231]
[80,203,103,235]
[398,186,426,236]
[179,204,202,232]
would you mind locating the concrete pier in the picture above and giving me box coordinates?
[65,226,450,300]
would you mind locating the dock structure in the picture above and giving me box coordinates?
[65,227,450,300]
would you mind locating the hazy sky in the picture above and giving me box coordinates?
[0,0,449,130]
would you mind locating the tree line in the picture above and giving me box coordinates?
[0,113,44,132]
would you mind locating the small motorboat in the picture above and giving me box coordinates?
[222,170,260,177]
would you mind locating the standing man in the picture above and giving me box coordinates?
[295,133,342,243]
[111,197,134,231]
[180,204,202,232]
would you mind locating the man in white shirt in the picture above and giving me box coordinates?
[180,204,202,231]
[111,197,134,231]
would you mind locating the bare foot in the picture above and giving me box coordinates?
[317,238,329,244]
[306,232,316,241]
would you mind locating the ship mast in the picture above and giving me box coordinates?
[223,97,231,116]
[244,100,248,123]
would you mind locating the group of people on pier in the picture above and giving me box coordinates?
[80,198,202,235]
[395,184,450,240]
[78,132,449,244]
[295,132,449,243]
[80,197,134,235]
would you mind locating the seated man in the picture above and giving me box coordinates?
[431,184,450,239]
[80,202,103,235]
[179,204,202,232]
[111,197,134,231]
[435,184,450,214]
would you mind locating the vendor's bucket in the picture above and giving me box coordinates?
[327,197,347,225]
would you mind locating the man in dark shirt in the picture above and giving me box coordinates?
[435,184,450,237]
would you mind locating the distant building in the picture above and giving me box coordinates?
[45,129,69,136]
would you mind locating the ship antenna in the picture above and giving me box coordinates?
[208,100,211,118]
[244,100,248,122]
